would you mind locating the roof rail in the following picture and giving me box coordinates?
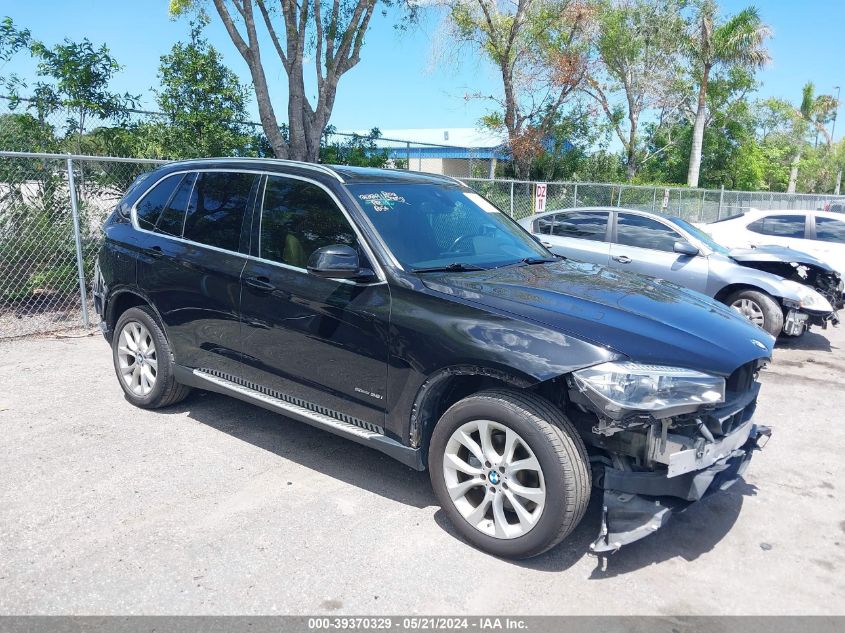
[168,157,345,183]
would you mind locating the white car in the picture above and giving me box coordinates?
[703,208,845,277]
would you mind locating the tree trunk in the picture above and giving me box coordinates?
[625,117,638,181]
[787,150,801,193]
[687,64,711,188]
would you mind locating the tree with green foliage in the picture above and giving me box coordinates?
[170,0,412,163]
[755,97,808,193]
[684,1,770,187]
[584,0,686,181]
[319,126,397,167]
[155,19,254,158]
[445,0,593,178]
[0,17,31,94]
[24,37,138,153]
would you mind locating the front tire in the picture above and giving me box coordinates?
[112,306,191,409]
[428,389,590,559]
[726,289,784,337]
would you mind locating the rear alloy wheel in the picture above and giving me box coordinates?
[726,289,784,337]
[429,389,590,559]
[112,306,191,409]
[117,320,158,396]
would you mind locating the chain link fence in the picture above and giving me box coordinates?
[464,178,844,222]
[0,151,164,339]
[3,149,845,339]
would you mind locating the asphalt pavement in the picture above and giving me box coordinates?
[1,325,843,615]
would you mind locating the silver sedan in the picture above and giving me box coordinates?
[518,207,841,338]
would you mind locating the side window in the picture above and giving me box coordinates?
[815,217,845,243]
[183,172,257,251]
[259,176,356,268]
[747,214,806,238]
[550,212,608,242]
[615,213,682,252]
[155,173,196,237]
[135,174,181,230]
[535,217,553,235]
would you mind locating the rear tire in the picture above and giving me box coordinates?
[112,306,191,409]
[726,289,784,337]
[428,389,590,559]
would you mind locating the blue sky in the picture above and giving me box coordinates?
[2,0,844,139]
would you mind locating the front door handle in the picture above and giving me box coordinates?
[612,255,632,264]
[245,276,276,292]
[144,245,163,258]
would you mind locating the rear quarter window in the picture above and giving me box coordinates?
[135,174,182,230]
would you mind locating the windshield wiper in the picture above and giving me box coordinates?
[411,263,487,273]
[520,256,561,264]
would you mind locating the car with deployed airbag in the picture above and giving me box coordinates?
[94,160,774,557]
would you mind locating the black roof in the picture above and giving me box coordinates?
[161,157,461,186]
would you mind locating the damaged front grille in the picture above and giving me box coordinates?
[698,360,761,437]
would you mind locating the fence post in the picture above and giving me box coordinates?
[406,142,411,171]
[652,187,657,212]
[573,182,578,207]
[66,157,90,328]
[509,181,514,217]
[718,185,724,219]
[617,185,623,207]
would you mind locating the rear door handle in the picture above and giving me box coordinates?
[144,245,163,258]
[612,255,632,264]
[245,276,276,292]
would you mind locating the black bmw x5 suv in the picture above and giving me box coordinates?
[94,158,773,558]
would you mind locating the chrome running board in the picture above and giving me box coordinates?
[175,365,424,470]
[192,368,382,440]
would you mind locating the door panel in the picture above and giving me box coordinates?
[135,170,257,375]
[237,175,390,429]
[609,213,709,293]
[542,212,611,265]
[811,215,845,274]
[745,214,808,249]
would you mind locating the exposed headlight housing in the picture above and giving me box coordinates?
[780,280,834,312]
[572,361,725,419]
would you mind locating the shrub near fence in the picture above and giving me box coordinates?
[0,152,165,339]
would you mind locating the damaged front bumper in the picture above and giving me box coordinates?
[590,424,771,553]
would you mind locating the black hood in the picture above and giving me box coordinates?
[421,259,773,376]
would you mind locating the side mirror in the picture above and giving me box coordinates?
[673,240,700,257]
[307,244,366,279]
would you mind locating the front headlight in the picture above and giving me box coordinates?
[781,280,834,312]
[573,361,725,419]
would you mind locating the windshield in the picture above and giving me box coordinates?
[669,217,731,256]
[348,183,551,270]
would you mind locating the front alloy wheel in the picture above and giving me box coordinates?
[443,420,546,539]
[725,289,784,337]
[429,389,590,559]
[731,297,765,327]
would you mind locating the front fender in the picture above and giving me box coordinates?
[712,266,802,304]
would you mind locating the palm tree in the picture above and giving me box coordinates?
[685,2,771,187]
